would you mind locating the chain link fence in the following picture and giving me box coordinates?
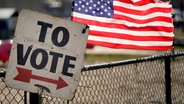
[0,51,184,104]
[0,69,26,104]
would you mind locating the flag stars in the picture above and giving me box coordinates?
[75,3,78,6]
[101,5,104,8]
[73,0,113,18]
[92,11,96,14]
[86,2,89,5]
[78,8,81,11]
[89,6,92,10]
[93,4,97,7]
[108,13,111,16]
[85,9,88,12]
[107,1,110,4]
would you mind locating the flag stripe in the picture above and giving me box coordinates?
[72,16,173,32]
[114,11,172,23]
[115,0,155,5]
[132,0,142,2]
[89,25,173,37]
[113,5,172,16]
[114,0,172,10]
[72,12,173,27]
[90,30,174,41]
[114,14,172,23]
[87,40,173,50]
[88,35,173,46]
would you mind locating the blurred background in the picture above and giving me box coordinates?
[0,0,184,65]
[0,0,73,65]
[0,0,72,17]
[0,0,72,40]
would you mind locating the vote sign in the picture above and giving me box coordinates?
[5,9,88,100]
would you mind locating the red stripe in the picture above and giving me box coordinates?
[114,14,172,23]
[116,0,155,4]
[72,16,173,32]
[90,30,174,41]
[132,0,152,6]
[115,0,133,4]
[113,6,172,16]
[87,40,173,50]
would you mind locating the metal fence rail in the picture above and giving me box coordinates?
[0,51,184,104]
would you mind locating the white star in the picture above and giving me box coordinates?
[92,11,96,14]
[85,9,88,12]
[75,3,78,6]
[86,2,89,5]
[78,8,81,11]
[93,4,97,7]
[101,5,104,8]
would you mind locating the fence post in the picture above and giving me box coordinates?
[30,93,40,104]
[165,57,171,104]
[24,91,27,104]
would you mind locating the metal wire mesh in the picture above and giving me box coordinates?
[171,56,184,103]
[0,51,184,104]
[65,60,166,104]
[0,68,25,104]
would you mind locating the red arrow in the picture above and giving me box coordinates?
[14,67,68,90]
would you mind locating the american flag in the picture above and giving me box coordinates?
[71,0,174,50]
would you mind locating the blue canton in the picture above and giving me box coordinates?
[73,0,114,18]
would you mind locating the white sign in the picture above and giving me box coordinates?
[5,9,88,100]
